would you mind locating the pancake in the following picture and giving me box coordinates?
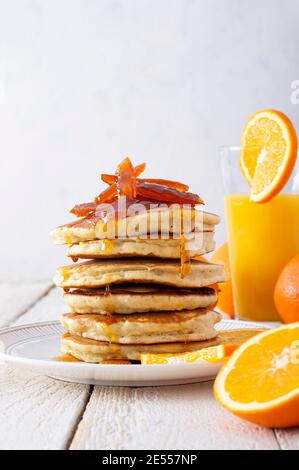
[67,232,215,260]
[64,285,217,314]
[51,207,220,245]
[54,258,227,289]
[61,309,220,344]
[61,328,264,363]
[60,333,216,362]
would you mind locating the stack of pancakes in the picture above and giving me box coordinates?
[52,204,227,363]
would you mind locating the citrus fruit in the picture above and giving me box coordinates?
[210,242,234,318]
[214,323,299,428]
[140,344,239,365]
[241,110,298,202]
[274,253,299,323]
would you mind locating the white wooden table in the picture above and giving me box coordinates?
[0,283,298,450]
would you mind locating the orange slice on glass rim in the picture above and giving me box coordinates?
[214,323,299,428]
[240,110,298,202]
[140,344,239,365]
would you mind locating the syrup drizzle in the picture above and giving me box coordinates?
[104,285,111,296]
[53,354,81,362]
[180,234,191,279]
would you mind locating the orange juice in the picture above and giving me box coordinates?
[225,194,299,321]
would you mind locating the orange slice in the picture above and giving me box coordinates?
[214,323,299,428]
[140,344,239,365]
[241,110,298,202]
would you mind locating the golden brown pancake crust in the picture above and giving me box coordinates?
[60,309,220,344]
[60,333,214,362]
[67,233,215,260]
[63,285,217,314]
[54,258,227,289]
[61,328,265,363]
[51,208,220,245]
[68,285,215,296]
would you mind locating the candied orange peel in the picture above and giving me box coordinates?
[69,157,204,279]
[71,157,204,216]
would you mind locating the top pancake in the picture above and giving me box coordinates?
[54,258,227,289]
[51,207,220,245]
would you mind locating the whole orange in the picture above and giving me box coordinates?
[210,242,234,318]
[274,254,299,323]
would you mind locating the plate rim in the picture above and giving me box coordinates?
[0,318,270,371]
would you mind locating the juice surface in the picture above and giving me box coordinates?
[225,194,299,321]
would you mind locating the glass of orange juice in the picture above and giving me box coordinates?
[220,146,299,321]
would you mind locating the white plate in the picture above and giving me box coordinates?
[0,320,266,387]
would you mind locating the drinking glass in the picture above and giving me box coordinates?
[220,146,299,321]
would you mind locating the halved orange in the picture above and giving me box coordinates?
[241,110,298,202]
[140,344,239,365]
[214,323,299,428]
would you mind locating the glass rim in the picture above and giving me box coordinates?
[219,144,299,156]
[218,145,241,152]
[219,144,299,194]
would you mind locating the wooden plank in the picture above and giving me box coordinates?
[275,429,299,450]
[0,284,286,450]
[0,366,90,450]
[70,382,279,450]
[13,286,65,325]
[0,282,51,327]
[0,284,90,450]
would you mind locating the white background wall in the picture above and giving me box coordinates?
[1,0,299,281]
